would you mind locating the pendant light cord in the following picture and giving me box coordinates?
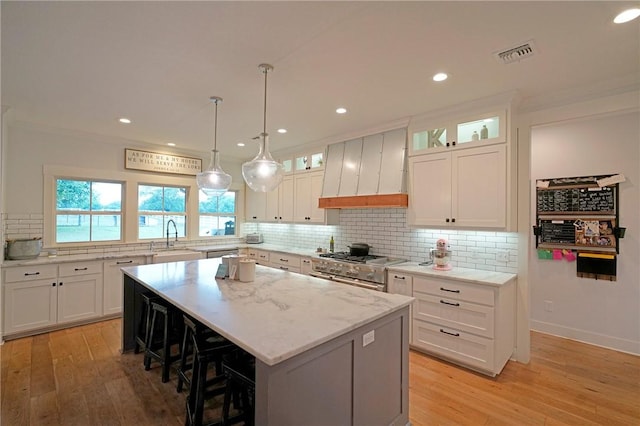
[263,66,268,136]
[210,96,223,152]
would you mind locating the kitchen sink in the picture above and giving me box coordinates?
[152,249,203,263]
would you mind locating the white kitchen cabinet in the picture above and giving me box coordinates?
[301,257,312,275]
[409,109,506,156]
[270,252,301,273]
[294,149,324,172]
[266,175,294,222]
[57,261,103,324]
[294,170,339,224]
[247,249,270,265]
[387,272,414,343]
[245,189,267,222]
[3,265,58,335]
[103,256,146,315]
[3,261,104,337]
[408,144,507,228]
[411,275,515,376]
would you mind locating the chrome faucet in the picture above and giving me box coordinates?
[166,219,178,248]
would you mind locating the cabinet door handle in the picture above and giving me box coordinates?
[445,218,450,223]
[116,260,134,265]
[74,267,88,271]
[394,275,405,279]
[440,329,460,337]
[451,218,456,223]
[452,141,456,146]
[440,300,460,307]
[24,272,40,276]
[446,142,450,147]
[59,282,63,286]
[440,287,460,293]
[52,282,56,287]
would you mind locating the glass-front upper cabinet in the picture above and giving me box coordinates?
[409,109,506,156]
[281,157,294,175]
[295,149,324,172]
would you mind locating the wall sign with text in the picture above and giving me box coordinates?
[125,149,202,176]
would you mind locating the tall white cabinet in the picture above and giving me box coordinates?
[407,99,514,230]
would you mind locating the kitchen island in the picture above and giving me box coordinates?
[121,258,412,426]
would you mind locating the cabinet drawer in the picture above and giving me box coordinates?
[387,272,413,296]
[413,293,494,338]
[270,253,301,268]
[59,261,103,277]
[272,265,301,274]
[412,319,494,373]
[413,276,494,306]
[4,264,58,283]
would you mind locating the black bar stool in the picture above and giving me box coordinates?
[177,314,228,393]
[222,356,256,426]
[184,317,238,426]
[134,293,159,358]
[144,300,183,383]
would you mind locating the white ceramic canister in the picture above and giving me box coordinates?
[226,254,247,279]
[238,258,256,282]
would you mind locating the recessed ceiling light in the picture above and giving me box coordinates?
[167,142,176,147]
[336,107,347,114]
[614,8,640,23]
[237,142,245,147]
[433,73,448,82]
[119,118,131,124]
[277,128,287,134]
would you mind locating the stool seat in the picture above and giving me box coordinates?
[144,300,183,383]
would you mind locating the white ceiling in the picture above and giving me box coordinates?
[2,1,639,161]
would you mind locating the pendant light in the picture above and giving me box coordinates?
[242,63,284,192]
[196,96,232,197]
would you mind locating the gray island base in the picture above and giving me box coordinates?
[121,258,412,425]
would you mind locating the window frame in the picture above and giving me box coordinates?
[43,165,245,248]
[54,178,125,244]
[137,183,188,241]
[197,190,239,238]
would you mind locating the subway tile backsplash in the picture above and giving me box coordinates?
[3,210,517,273]
[245,208,518,274]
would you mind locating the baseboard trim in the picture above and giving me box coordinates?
[530,320,640,356]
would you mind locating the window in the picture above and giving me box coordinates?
[138,184,187,239]
[198,190,237,237]
[55,179,123,243]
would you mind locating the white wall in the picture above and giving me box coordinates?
[530,110,640,354]
[4,122,244,214]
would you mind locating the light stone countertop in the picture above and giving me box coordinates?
[387,262,516,287]
[123,258,413,366]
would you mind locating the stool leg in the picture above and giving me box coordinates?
[161,310,171,383]
[222,379,233,426]
[193,355,208,426]
[176,323,190,393]
[144,308,158,371]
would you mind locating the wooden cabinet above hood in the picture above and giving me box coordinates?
[320,128,408,209]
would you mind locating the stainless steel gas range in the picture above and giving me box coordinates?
[310,252,406,292]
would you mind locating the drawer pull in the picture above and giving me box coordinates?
[280,258,289,262]
[394,275,405,280]
[74,267,88,271]
[117,260,134,265]
[280,266,289,271]
[440,287,460,293]
[440,329,460,337]
[24,272,40,276]
[440,300,460,307]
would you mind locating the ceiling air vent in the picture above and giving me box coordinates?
[494,40,537,64]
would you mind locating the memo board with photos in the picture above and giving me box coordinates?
[534,174,623,254]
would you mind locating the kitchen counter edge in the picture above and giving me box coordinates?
[387,263,516,286]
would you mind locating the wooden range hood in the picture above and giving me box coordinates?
[319,193,408,209]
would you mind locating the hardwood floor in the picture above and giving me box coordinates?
[1,319,638,425]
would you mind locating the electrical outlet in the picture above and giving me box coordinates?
[363,330,375,347]
[544,300,553,312]
[496,249,509,263]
